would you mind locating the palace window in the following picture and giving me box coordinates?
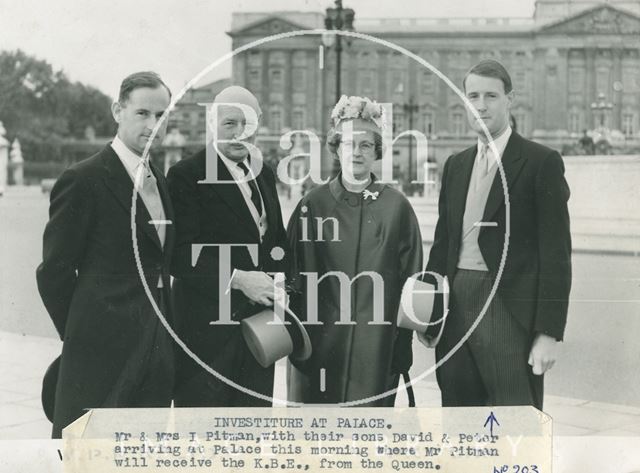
[248,50,262,67]
[270,107,283,132]
[512,111,527,136]
[568,111,581,134]
[270,69,283,89]
[422,111,435,135]
[452,112,465,136]
[390,51,404,68]
[513,70,527,92]
[622,68,638,93]
[622,113,635,137]
[292,68,307,91]
[568,68,585,93]
[361,69,374,95]
[596,68,610,95]
[393,110,405,134]
[390,70,405,97]
[248,69,261,91]
[292,109,305,130]
[292,51,307,67]
[421,71,434,95]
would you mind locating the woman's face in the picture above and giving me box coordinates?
[337,121,377,183]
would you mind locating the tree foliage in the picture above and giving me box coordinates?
[0,49,115,162]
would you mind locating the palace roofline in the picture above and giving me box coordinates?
[228,4,640,36]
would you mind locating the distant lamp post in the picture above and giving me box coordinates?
[323,0,355,176]
[590,92,613,129]
[322,0,355,105]
[403,96,419,196]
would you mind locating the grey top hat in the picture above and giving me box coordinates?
[241,304,312,368]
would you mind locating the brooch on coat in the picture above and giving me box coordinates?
[363,189,379,200]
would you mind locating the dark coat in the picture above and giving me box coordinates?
[167,149,288,405]
[36,145,176,438]
[426,131,572,341]
[286,176,423,406]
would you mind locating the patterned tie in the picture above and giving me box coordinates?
[237,161,263,216]
[138,162,166,247]
[474,143,490,191]
[478,143,490,178]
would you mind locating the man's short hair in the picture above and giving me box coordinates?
[118,71,171,103]
[463,59,513,94]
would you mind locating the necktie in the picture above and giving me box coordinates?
[475,143,491,190]
[137,162,166,247]
[237,161,263,217]
[478,143,490,178]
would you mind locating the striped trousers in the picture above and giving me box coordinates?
[435,269,543,410]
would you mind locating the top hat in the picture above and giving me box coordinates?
[241,304,312,368]
[397,274,449,348]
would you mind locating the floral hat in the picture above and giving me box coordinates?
[330,95,387,131]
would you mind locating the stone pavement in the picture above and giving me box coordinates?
[1,331,639,472]
[1,330,639,440]
[1,186,639,471]
[0,331,60,439]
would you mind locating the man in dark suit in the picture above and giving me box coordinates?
[425,60,572,410]
[168,86,288,407]
[37,71,175,437]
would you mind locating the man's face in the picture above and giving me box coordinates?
[214,105,260,162]
[464,73,513,140]
[112,86,171,156]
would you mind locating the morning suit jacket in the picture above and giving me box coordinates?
[426,132,572,341]
[36,145,176,437]
[167,148,288,386]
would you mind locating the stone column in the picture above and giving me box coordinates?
[585,48,596,128]
[544,48,561,131]
[378,50,388,100]
[612,47,623,131]
[0,122,8,195]
[262,51,270,111]
[9,138,24,186]
[531,48,546,132]
[284,50,293,127]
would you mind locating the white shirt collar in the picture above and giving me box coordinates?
[111,135,147,179]
[477,126,512,166]
[218,152,251,179]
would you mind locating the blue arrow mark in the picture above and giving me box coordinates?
[484,411,500,436]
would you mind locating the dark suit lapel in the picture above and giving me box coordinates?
[482,132,527,222]
[448,147,476,245]
[152,163,175,257]
[204,154,260,238]
[101,146,162,250]
[255,167,276,236]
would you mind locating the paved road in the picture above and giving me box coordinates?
[1,187,639,406]
[0,188,54,338]
[409,250,640,407]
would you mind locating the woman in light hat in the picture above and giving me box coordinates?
[286,95,423,406]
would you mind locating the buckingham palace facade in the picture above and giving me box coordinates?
[179,0,640,179]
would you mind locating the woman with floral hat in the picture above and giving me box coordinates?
[286,95,423,406]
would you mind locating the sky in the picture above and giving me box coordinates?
[0,0,534,99]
